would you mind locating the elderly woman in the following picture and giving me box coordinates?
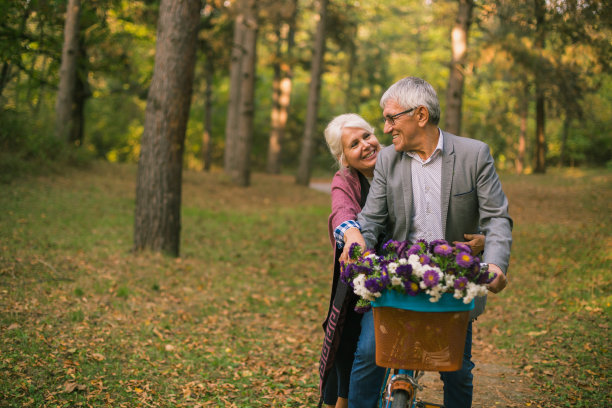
[318,113,380,408]
[318,113,485,408]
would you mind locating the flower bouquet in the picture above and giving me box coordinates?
[341,239,498,370]
[340,239,497,313]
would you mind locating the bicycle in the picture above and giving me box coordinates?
[371,291,474,408]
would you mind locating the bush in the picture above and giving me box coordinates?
[0,109,93,183]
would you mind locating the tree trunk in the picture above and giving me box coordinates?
[266,0,297,174]
[559,114,570,167]
[224,0,258,186]
[445,0,474,136]
[233,0,258,186]
[54,0,81,143]
[69,36,90,146]
[515,94,527,174]
[534,0,546,174]
[133,0,201,257]
[296,0,328,186]
[223,6,246,173]
[202,59,213,172]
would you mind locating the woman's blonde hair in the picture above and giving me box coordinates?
[324,113,375,169]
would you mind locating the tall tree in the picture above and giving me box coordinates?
[445,0,474,135]
[266,0,298,174]
[199,1,233,172]
[54,0,81,143]
[224,0,258,186]
[533,0,546,173]
[296,0,328,186]
[133,0,202,256]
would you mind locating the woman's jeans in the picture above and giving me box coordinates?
[348,310,474,408]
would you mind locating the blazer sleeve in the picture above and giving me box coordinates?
[475,143,513,273]
[357,149,391,249]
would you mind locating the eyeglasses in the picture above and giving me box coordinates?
[383,107,415,126]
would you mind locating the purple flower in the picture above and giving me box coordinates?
[340,262,353,284]
[423,269,440,288]
[429,239,449,252]
[382,240,400,255]
[380,268,391,287]
[396,241,410,258]
[403,280,420,295]
[419,254,431,266]
[455,243,472,254]
[406,244,421,256]
[354,303,372,313]
[395,264,413,278]
[434,243,453,257]
[446,266,458,276]
[365,277,384,293]
[478,271,497,284]
[348,242,363,259]
[456,252,474,268]
[454,277,468,290]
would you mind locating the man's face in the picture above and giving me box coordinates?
[382,99,418,152]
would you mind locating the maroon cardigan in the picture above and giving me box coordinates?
[327,168,364,248]
[319,168,367,397]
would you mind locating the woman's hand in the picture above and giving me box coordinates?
[454,233,485,255]
[340,228,366,263]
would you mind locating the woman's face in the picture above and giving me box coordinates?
[340,126,381,178]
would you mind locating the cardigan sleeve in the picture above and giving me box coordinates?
[327,169,362,248]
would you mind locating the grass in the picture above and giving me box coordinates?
[0,162,610,407]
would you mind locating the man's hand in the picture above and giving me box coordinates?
[486,263,507,294]
[340,228,366,263]
[454,233,485,255]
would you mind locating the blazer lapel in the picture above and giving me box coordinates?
[400,152,413,240]
[440,131,455,238]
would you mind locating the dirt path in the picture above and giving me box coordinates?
[416,322,533,407]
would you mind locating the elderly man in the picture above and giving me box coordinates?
[343,76,512,408]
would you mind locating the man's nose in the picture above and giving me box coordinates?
[383,121,393,134]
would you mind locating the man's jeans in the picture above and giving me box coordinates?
[348,310,474,408]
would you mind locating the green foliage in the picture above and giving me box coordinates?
[1,0,611,178]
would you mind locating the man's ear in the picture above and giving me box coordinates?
[416,106,429,127]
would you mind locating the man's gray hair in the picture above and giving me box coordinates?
[324,113,375,169]
[380,76,441,125]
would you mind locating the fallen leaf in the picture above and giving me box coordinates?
[91,353,105,361]
[63,382,87,393]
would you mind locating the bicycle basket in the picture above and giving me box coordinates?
[371,291,474,371]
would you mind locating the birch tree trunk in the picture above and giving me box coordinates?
[133,0,202,257]
[444,0,473,136]
[54,0,80,143]
[296,0,328,186]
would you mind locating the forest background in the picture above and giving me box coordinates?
[1,1,611,407]
[2,0,611,183]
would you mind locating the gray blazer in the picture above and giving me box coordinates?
[357,131,513,318]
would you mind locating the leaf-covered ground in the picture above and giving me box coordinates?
[0,163,610,407]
